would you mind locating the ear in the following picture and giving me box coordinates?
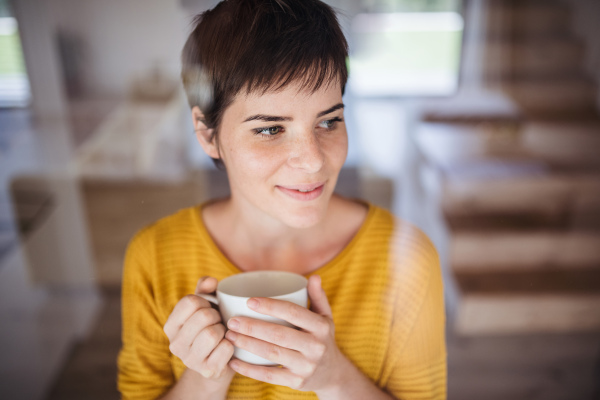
[192,106,220,159]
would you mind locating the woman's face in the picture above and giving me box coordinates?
[204,80,348,228]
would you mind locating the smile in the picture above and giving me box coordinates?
[276,183,325,201]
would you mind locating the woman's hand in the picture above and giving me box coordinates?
[163,277,235,383]
[224,275,349,393]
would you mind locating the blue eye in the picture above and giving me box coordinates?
[254,126,283,136]
[318,117,343,130]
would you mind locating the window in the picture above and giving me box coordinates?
[0,0,30,107]
[349,0,463,97]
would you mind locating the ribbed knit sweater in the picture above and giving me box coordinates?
[118,202,447,399]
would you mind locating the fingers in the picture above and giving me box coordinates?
[229,359,307,391]
[169,307,222,355]
[308,275,332,318]
[163,276,236,381]
[245,297,330,335]
[203,338,235,378]
[225,330,314,375]
[163,294,214,340]
[226,316,327,356]
[187,323,227,369]
[195,276,218,294]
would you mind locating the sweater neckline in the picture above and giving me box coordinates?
[191,200,378,278]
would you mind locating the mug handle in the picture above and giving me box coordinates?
[197,293,219,305]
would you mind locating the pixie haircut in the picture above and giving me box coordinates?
[181,0,349,168]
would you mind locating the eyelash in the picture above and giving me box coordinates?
[253,117,343,137]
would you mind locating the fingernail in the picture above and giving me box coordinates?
[226,331,237,342]
[229,360,240,370]
[228,318,240,330]
[247,298,259,310]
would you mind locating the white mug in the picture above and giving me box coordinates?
[199,271,308,365]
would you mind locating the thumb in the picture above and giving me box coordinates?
[195,276,218,295]
[308,275,332,318]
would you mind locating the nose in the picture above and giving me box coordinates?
[287,130,325,173]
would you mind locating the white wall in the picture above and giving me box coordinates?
[49,0,187,98]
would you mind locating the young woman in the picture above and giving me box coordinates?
[117,1,446,399]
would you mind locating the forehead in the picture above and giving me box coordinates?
[228,80,343,117]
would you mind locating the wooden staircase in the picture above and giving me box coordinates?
[418,0,600,334]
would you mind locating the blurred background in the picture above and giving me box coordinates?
[1,0,599,398]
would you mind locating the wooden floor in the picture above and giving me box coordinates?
[447,330,600,400]
[46,288,121,400]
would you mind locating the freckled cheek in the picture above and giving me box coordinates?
[322,134,348,168]
[228,145,284,185]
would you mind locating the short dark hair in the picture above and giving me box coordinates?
[181,0,349,168]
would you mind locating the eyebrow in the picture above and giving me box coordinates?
[242,103,345,123]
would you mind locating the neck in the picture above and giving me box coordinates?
[223,194,335,253]
[202,193,367,274]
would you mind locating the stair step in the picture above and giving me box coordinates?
[453,268,600,335]
[440,170,566,217]
[521,121,600,165]
[419,144,600,216]
[417,121,524,167]
[504,77,597,116]
[440,169,600,218]
[456,268,600,295]
[488,0,571,37]
[453,265,600,336]
[417,121,600,219]
[485,36,584,79]
[417,120,600,169]
[446,213,569,232]
[449,226,600,272]
[449,223,600,335]
[455,292,600,335]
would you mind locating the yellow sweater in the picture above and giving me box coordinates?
[118,202,446,399]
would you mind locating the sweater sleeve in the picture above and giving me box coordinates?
[117,229,174,399]
[385,230,447,400]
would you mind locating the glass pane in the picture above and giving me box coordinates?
[349,0,463,97]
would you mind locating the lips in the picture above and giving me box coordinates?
[279,182,325,192]
[276,182,325,201]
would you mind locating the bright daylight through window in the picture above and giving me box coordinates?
[349,0,463,97]
[0,0,30,107]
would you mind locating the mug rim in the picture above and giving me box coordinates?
[216,270,308,298]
